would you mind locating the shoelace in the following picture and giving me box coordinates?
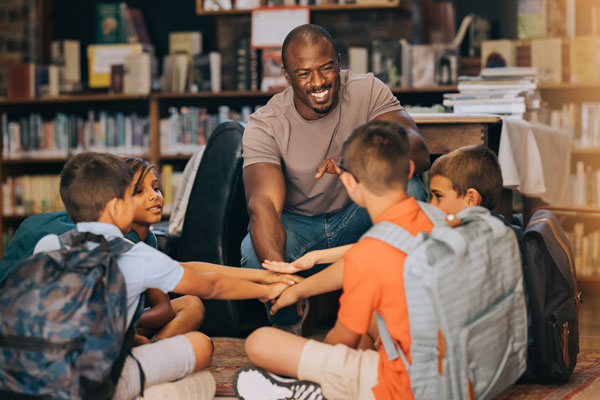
[290,383,323,400]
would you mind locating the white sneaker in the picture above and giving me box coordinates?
[234,366,325,400]
[274,299,309,336]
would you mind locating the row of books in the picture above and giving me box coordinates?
[0,167,183,221]
[96,2,151,45]
[517,0,600,40]
[0,165,184,222]
[201,0,386,11]
[160,165,183,215]
[159,105,257,155]
[443,67,539,117]
[360,40,459,89]
[566,223,600,277]
[569,162,600,208]
[1,111,150,159]
[549,102,600,148]
[7,40,81,99]
[2,175,63,217]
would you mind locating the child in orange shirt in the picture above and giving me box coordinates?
[234,120,435,400]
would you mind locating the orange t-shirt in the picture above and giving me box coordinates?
[338,197,434,400]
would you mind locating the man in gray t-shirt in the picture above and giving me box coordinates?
[241,24,430,330]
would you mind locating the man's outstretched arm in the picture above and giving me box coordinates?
[243,162,287,263]
[376,109,430,174]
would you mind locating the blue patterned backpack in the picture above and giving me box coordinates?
[364,203,528,400]
[0,230,144,399]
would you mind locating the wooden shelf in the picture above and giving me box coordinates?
[1,154,150,165]
[154,91,278,100]
[195,1,405,15]
[160,153,195,161]
[0,93,148,105]
[538,83,600,90]
[0,86,457,105]
[392,85,457,93]
[2,214,29,221]
[572,148,600,156]
[1,156,70,164]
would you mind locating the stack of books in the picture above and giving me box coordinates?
[444,67,539,117]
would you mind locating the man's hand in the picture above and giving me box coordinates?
[259,272,304,285]
[314,157,341,179]
[259,282,290,303]
[270,284,302,315]
[263,252,317,274]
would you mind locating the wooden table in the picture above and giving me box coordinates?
[411,113,503,155]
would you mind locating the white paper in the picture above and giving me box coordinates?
[251,7,310,48]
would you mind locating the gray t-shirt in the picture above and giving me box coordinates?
[243,70,403,216]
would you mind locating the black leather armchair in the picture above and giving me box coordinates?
[175,120,269,337]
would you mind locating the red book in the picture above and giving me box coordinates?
[8,63,34,100]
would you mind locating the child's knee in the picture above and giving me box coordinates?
[185,331,213,371]
[182,295,206,320]
[245,326,274,362]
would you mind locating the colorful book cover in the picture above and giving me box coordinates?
[517,0,545,39]
[96,2,122,44]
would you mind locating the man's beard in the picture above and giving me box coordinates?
[312,104,333,114]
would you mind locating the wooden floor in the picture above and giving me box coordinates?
[580,280,600,351]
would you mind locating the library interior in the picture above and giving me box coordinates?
[2,0,600,399]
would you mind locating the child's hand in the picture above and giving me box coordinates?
[133,333,151,347]
[262,252,316,274]
[259,282,290,303]
[260,272,304,285]
[270,285,301,315]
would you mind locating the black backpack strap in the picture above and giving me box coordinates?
[109,293,147,397]
[129,351,146,398]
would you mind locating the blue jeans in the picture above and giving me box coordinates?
[240,175,428,325]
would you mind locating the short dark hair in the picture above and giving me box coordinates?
[60,152,134,223]
[430,145,503,210]
[122,156,162,196]
[342,120,411,195]
[281,24,339,70]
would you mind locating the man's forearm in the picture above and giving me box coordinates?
[249,208,287,262]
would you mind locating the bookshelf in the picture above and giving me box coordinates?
[195,1,407,15]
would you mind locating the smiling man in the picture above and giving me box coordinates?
[241,24,430,332]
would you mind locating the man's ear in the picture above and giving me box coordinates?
[282,66,291,85]
[465,188,482,206]
[408,159,415,181]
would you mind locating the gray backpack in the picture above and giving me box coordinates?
[363,203,527,400]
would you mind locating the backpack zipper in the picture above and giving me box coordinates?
[527,217,580,369]
[0,335,84,354]
[561,322,570,367]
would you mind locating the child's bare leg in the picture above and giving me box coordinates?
[357,312,379,350]
[185,331,214,371]
[245,327,309,378]
[154,295,205,339]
